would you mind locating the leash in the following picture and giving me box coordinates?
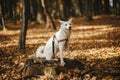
[52,35,68,58]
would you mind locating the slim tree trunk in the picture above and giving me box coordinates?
[58,0,71,20]
[41,0,56,30]
[30,0,37,20]
[63,0,71,20]
[85,0,93,22]
[116,0,120,15]
[51,0,59,19]
[0,1,7,30]
[113,0,117,14]
[58,0,64,20]
[26,0,32,20]
[36,0,45,24]
[8,0,13,19]
[94,0,102,15]
[103,0,110,14]
[72,0,82,17]
[19,0,28,49]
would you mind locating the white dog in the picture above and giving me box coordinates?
[36,19,72,65]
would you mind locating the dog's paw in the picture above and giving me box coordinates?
[60,62,65,66]
[70,57,74,60]
[54,58,58,61]
[69,56,74,60]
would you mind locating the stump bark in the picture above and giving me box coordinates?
[21,57,84,79]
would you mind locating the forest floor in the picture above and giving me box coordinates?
[0,15,120,80]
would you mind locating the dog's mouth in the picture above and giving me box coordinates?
[65,27,72,32]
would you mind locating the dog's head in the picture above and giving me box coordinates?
[59,18,72,32]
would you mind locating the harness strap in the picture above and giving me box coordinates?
[58,39,68,43]
[52,35,68,58]
[52,35,55,58]
[54,35,68,43]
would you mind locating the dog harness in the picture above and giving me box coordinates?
[52,35,68,58]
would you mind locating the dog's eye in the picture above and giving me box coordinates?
[69,23,71,25]
[65,24,67,26]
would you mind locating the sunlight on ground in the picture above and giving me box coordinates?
[72,25,115,38]
[70,25,120,60]
[0,16,119,58]
[0,22,120,60]
[0,30,20,47]
[0,15,120,79]
[71,47,120,59]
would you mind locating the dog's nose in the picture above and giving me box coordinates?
[69,26,71,29]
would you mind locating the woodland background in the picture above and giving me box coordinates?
[0,0,120,80]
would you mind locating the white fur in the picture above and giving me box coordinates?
[36,45,45,58]
[36,19,72,65]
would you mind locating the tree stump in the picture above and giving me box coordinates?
[21,57,85,79]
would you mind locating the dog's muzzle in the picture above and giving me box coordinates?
[65,26,72,32]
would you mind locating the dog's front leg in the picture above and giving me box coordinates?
[66,43,73,59]
[59,43,65,66]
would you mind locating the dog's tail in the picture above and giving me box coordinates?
[36,45,45,58]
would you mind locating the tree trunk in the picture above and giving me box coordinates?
[36,0,45,24]
[113,0,117,14]
[63,0,71,20]
[19,0,28,49]
[72,0,82,17]
[94,0,102,15]
[51,0,59,19]
[103,0,110,14]
[58,0,71,20]
[85,0,93,22]
[8,0,13,19]
[58,0,64,20]
[116,0,120,15]
[41,0,56,30]
[113,0,120,15]
[0,1,7,30]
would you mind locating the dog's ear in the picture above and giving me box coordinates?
[69,18,72,22]
[59,20,64,23]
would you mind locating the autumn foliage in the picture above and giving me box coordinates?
[0,15,120,79]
